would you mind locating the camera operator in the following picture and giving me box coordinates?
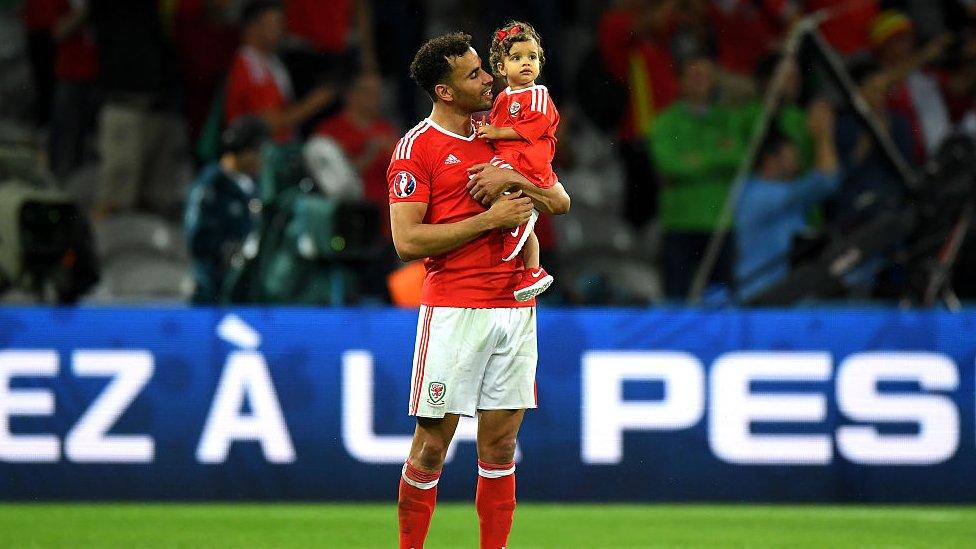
[184,115,270,304]
[735,100,841,300]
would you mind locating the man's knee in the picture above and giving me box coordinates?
[411,436,450,470]
[409,415,460,471]
[479,434,517,464]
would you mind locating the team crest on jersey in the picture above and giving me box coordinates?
[393,171,416,198]
[509,101,521,115]
[428,382,446,405]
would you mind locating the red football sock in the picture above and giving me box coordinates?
[476,460,516,549]
[398,461,441,549]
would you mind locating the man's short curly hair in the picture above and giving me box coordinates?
[409,32,473,101]
[488,20,546,78]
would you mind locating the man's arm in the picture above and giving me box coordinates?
[650,114,707,181]
[788,102,841,210]
[261,87,336,132]
[807,99,839,175]
[390,193,534,262]
[466,164,571,215]
[753,101,841,223]
[185,186,220,258]
[354,0,379,72]
[879,33,952,89]
[476,124,522,141]
[514,180,571,215]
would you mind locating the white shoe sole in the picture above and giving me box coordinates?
[502,209,539,262]
[514,274,553,302]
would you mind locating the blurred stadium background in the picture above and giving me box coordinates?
[2,0,976,547]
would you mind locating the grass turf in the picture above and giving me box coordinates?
[1,503,974,548]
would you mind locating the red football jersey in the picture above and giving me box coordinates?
[388,118,533,308]
[488,85,559,188]
[225,47,293,142]
[316,112,397,239]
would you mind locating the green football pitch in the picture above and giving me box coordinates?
[1,503,974,547]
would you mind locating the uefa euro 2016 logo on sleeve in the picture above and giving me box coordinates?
[394,171,417,198]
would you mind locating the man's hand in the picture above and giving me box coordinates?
[306,85,337,109]
[467,163,516,205]
[483,192,533,229]
[806,98,835,140]
[807,99,839,174]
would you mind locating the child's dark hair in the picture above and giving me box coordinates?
[409,32,474,101]
[488,20,546,78]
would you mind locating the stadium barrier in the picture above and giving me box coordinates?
[0,307,973,502]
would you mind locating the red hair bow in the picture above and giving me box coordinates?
[495,25,522,41]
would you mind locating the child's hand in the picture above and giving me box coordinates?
[477,123,502,140]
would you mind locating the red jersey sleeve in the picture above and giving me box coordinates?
[387,142,431,205]
[224,57,252,124]
[511,87,556,143]
[224,53,286,125]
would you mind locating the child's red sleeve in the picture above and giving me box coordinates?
[511,87,555,143]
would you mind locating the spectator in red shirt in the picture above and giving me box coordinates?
[869,10,952,161]
[48,0,100,179]
[313,72,397,238]
[173,0,240,144]
[597,0,680,229]
[281,0,377,107]
[805,0,879,56]
[225,0,335,142]
[285,0,375,64]
[709,0,792,76]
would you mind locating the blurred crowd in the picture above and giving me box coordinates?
[3,0,976,306]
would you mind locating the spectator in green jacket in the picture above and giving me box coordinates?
[184,115,270,304]
[651,54,743,298]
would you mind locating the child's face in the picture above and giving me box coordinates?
[499,38,541,88]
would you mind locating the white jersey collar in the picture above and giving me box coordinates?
[504,84,545,95]
[425,117,476,141]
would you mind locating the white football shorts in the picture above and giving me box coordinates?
[407,305,538,418]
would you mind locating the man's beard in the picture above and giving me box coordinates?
[459,90,493,112]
